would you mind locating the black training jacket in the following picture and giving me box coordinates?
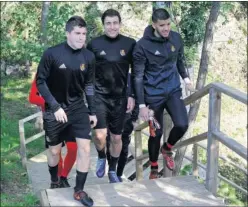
[87,34,136,98]
[36,42,96,115]
[133,25,188,105]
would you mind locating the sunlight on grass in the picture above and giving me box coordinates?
[4,91,28,101]
[1,193,39,207]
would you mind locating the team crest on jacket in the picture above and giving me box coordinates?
[120,49,126,56]
[171,45,176,52]
[80,64,85,71]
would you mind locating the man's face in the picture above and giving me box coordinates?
[103,16,121,38]
[152,18,171,38]
[66,26,87,49]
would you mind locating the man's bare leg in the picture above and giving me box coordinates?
[94,129,107,178]
[47,143,62,188]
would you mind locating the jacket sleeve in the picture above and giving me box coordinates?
[177,35,189,79]
[132,42,146,105]
[36,49,61,112]
[29,77,45,111]
[84,52,96,115]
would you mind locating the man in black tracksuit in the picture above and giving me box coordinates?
[133,8,193,179]
[87,9,136,183]
[36,16,96,207]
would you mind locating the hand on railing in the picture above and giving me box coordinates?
[184,77,197,92]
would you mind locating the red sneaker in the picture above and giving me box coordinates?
[74,190,94,207]
[149,169,159,179]
[161,147,175,171]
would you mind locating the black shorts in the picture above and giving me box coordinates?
[45,127,76,148]
[94,94,127,135]
[43,107,91,146]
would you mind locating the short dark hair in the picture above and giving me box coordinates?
[65,16,87,32]
[101,9,121,24]
[152,8,170,23]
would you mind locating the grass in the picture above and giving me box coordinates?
[1,74,40,207]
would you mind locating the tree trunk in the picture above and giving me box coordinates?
[40,1,50,46]
[173,2,221,176]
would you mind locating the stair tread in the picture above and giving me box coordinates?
[43,176,224,206]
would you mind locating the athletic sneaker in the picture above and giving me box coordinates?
[59,177,70,188]
[118,176,123,182]
[108,171,120,183]
[96,158,106,178]
[161,147,175,171]
[74,190,94,207]
[50,181,60,189]
[149,169,159,179]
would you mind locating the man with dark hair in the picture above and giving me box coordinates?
[133,8,193,179]
[87,9,136,183]
[36,16,97,207]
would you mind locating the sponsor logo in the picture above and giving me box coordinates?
[171,45,176,52]
[100,50,106,55]
[120,49,126,56]
[155,50,161,55]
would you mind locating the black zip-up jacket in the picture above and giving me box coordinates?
[133,25,188,105]
[36,42,96,115]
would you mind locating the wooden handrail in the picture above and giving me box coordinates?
[211,82,247,104]
[213,131,247,160]
[134,81,247,196]
[134,82,247,132]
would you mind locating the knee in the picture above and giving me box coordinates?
[175,124,189,135]
[49,148,61,157]
[111,134,122,144]
[77,143,90,156]
[95,132,107,143]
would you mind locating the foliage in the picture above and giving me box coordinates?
[179,164,192,176]
[1,2,43,64]
[83,3,103,42]
[1,75,41,206]
[218,181,247,206]
[46,3,76,46]
[219,159,247,203]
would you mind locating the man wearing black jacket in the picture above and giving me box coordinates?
[36,16,96,207]
[133,8,193,179]
[87,9,136,183]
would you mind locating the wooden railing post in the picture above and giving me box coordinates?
[19,120,27,168]
[206,88,221,195]
[192,144,198,177]
[135,130,143,181]
[163,112,173,177]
